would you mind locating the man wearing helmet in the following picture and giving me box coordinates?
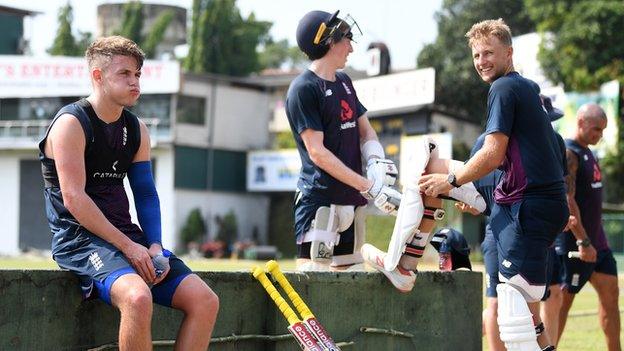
[286,10,401,271]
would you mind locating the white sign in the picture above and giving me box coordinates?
[399,133,452,186]
[0,55,180,98]
[247,149,302,192]
[366,47,381,76]
[353,68,435,115]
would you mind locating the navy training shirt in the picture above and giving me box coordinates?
[565,139,608,250]
[286,69,368,205]
[484,72,565,204]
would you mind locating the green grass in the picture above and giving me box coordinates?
[0,256,298,272]
[483,273,624,351]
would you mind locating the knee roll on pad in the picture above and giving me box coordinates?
[331,206,366,267]
[499,273,547,303]
[334,205,355,233]
[402,137,437,188]
[304,205,355,264]
[496,283,541,351]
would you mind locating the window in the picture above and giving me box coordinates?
[175,146,208,189]
[174,146,246,192]
[130,94,171,123]
[176,95,206,125]
[0,98,19,120]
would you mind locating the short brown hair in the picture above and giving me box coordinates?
[85,36,145,70]
[465,19,512,48]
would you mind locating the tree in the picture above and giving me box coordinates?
[215,210,238,248]
[417,0,535,121]
[526,1,624,91]
[185,0,271,76]
[258,38,308,71]
[116,1,143,44]
[115,1,175,59]
[259,38,289,69]
[48,2,89,56]
[180,208,206,248]
[526,1,624,203]
[143,10,175,58]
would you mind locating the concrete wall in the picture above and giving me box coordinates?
[0,269,482,351]
[212,85,270,151]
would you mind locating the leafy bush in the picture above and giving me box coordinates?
[180,208,206,247]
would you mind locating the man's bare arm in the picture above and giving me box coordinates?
[358,114,379,146]
[301,128,371,192]
[419,132,507,197]
[49,114,155,282]
[564,149,596,262]
[565,149,587,239]
[456,132,508,185]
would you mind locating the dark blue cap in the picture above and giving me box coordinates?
[542,95,564,121]
[431,228,472,270]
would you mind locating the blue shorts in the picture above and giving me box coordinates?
[560,248,618,294]
[484,234,562,300]
[52,226,192,307]
[490,196,568,287]
[293,191,360,259]
[546,246,563,286]
[482,225,499,297]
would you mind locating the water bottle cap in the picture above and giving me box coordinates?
[162,249,172,258]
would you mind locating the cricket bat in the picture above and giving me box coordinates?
[266,260,341,351]
[251,266,326,351]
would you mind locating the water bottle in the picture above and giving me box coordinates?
[153,249,172,278]
[438,241,452,271]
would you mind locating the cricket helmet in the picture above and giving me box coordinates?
[296,10,361,60]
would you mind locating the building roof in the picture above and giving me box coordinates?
[184,66,370,91]
[0,5,41,17]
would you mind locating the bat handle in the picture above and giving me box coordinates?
[252,267,300,325]
[266,260,315,320]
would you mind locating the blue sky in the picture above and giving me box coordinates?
[2,0,442,70]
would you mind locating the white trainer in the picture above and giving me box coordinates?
[361,243,416,293]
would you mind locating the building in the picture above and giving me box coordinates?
[0,5,39,55]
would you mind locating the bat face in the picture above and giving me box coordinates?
[288,322,325,351]
[305,318,339,351]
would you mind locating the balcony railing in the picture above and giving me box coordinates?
[0,118,171,149]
